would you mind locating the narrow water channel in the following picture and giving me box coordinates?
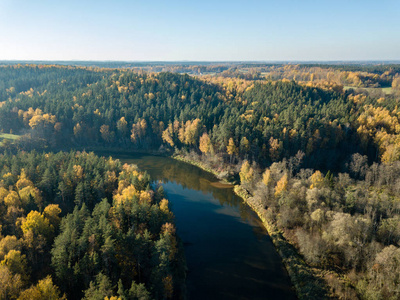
[110,152,296,300]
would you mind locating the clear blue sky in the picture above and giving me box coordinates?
[0,0,399,61]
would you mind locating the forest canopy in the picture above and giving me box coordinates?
[0,151,185,299]
[1,63,400,299]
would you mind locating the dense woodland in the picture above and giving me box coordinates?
[0,151,185,299]
[0,63,400,299]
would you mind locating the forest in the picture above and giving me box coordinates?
[0,151,185,299]
[0,63,400,299]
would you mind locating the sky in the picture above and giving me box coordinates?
[0,0,399,61]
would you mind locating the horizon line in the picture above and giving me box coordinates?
[1,59,400,64]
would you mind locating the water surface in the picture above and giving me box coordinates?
[111,152,296,300]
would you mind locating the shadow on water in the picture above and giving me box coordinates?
[104,152,297,300]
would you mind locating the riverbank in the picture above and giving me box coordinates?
[233,186,334,300]
[173,154,229,181]
[116,151,297,299]
[172,154,334,300]
[50,147,331,298]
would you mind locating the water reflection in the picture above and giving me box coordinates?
[103,152,296,300]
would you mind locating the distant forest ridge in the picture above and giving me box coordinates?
[1,60,400,69]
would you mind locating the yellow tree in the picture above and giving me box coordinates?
[16,170,34,190]
[0,235,20,261]
[18,186,43,210]
[17,275,65,300]
[131,119,147,145]
[139,119,147,137]
[392,76,400,95]
[116,117,128,136]
[177,119,202,146]
[0,250,29,282]
[199,132,211,154]
[262,169,271,186]
[239,160,254,185]
[4,191,21,208]
[43,204,62,229]
[178,124,185,144]
[381,144,400,163]
[0,187,9,203]
[309,170,324,189]
[162,123,175,147]
[226,138,238,163]
[21,211,53,240]
[269,137,282,161]
[0,265,24,300]
[275,173,288,197]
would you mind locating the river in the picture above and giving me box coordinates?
[110,152,296,300]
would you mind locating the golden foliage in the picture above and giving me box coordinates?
[116,117,128,134]
[21,211,52,238]
[178,119,202,146]
[131,119,147,144]
[199,132,211,154]
[43,204,62,228]
[274,173,288,197]
[73,165,83,180]
[28,112,56,129]
[4,191,21,208]
[240,136,250,154]
[0,265,24,300]
[0,187,9,203]
[269,137,282,161]
[18,186,42,208]
[17,275,65,300]
[262,169,271,186]
[139,190,153,205]
[226,138,238,156]
[239,160,254,184]
[357,105,400,163]
[162,123,175,147]
[16,170,34,190]
[160,199,170,214]
[113,185,138,208]
[309,170,324,189]
[0,250,27,279]
[0,235,20,261]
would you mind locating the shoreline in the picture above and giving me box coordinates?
[171,154,333,300]
[52,148,335,299]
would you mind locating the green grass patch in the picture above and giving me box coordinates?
[381,87,393,94]
[0,133,21,140]
[0,133,21,146]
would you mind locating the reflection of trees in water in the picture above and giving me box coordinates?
[152,158,260,224]
[156,159,241,205]
[119,154,261,224]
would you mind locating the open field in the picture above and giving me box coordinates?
[0,133,21,145]
[344,85,392,94]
